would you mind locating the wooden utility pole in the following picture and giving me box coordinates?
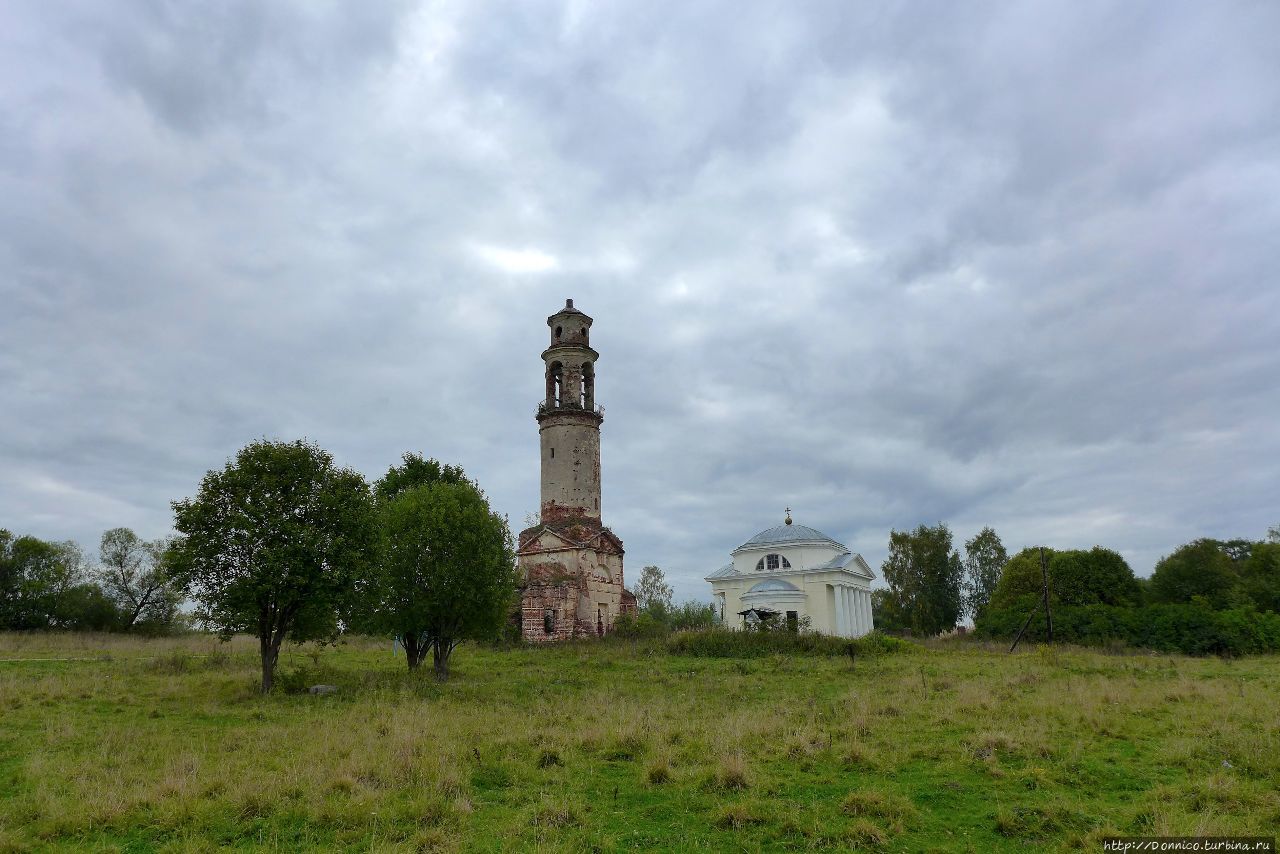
[1009,547,1054,653]
[1008,602,1039,653]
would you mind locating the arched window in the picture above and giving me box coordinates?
[546,362,563,406]
[554,325,562,339]
[581,362,594,408]
[755,553,792,571]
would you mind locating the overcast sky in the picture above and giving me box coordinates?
[3,1,1278,600]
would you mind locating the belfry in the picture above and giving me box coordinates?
[516,299,633,641]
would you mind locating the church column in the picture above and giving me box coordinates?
[845,587,857,637]
[834,586,848,637]
[860,589,873,636]
[850,588,863,637]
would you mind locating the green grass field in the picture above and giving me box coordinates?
[0,633,1276,852]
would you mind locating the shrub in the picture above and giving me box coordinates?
[974,604,1280,656]
[989,547,1141,614]
[665,628,912,659]
[611,611,667,639]
[1149,539,1241,607]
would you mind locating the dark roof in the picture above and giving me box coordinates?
[737,523,846,551]
[547,298,591,324]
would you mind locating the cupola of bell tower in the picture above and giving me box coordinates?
[541,298,601,414]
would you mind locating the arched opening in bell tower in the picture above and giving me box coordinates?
[546,361,563,407]
[581,362,595,408]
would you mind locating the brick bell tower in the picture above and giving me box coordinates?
[516,299,631,641]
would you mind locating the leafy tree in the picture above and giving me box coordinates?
[1149,539,1241,608]
[963,527,1007,621]
[668,600,716,631]
[634,565,673,618]
[1051,547,1142,606]
[1241,542,1280,613]
[988,546,1141,614]
[171,439,377,693]
[1219,539,1254,564]
[97,528,182,631]
[1268,524,1280,544]
[364,480,516,679]
[870,588,909,634]
[374,453,468,503]
[0,531,85,629]
[55,583,122,631]
[880,523,963,636]
[987,547,1053,614]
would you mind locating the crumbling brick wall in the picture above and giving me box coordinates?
[516,523,625,643]
[521,577,579,643]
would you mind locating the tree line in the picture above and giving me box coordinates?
[0,528,184,634]
[873,522,1280,654]
[4,440,516,692]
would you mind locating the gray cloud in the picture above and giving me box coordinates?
[2,0,1278,601]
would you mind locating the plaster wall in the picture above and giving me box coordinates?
[538,417,602,520]
[712,569,873,637]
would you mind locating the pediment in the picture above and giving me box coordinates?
[518,522,625,556]
[518,527,573,554]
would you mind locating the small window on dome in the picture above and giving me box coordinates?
[766,554,780,570]
[782,556,792,568]
[755,558,764,571]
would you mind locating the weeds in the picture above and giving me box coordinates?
[0,632,1276,850]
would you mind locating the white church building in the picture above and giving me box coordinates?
[706,512,875,637]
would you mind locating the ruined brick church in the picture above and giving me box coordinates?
[517,299,636,641]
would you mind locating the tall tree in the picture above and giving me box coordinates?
[1051,547,1142,606]
[97,528,182,630]
[1148,539,1241,608]
[963,527,1007,621]
[374,453,469,503]
[634,565,673,617]
[1241,542,1280,613]
[870,588,909,634]
[880,523,964,636]
[0,531,85,629]
[171,439,377,693]
[988,546,1141,614]
[363,479,515,679]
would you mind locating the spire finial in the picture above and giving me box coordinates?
[784,508,792,526]
[566,298,574,308]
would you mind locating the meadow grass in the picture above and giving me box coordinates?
[0,633,1277,852]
